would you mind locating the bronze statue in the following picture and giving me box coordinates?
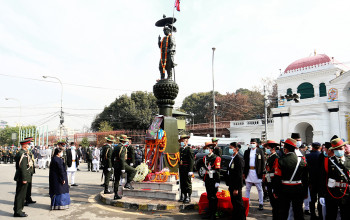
[156,16,177,80]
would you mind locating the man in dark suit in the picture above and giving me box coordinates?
[243,138,265,210]
[226,142,245,220]
[305,142,322,220]
[66,142,79,187]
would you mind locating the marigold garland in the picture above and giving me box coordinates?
[160,34,171,74]
[165,152,180,167]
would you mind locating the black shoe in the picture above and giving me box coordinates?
[100,183,105,187]
[183,194,191,203]
[114,194,122,200]
[124,183,134,190]
[27,200,36,204]
[104,190,113,194]
[178,193,184,202]
[24,202,28,206]
[258,204,264,211]
[71,184,78,186]
[14,213,28,217]
[304,210,311,215]
[88,169,90,171]
[97,170,99,172]
[77,169,80,171]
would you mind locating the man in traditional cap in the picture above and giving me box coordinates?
[212,137,222,157]
[273,138,308,220]
[178,134,194,203]
[243,138,265,210]
[305,142,322,219]
[202,141,221,220]
[23,137,36,207]
[319,138,350,219]
[13,139,34,217]
[112,135,136,200]
[264,140,280,220]
[226,142,245,220]
[101,135,115,194]
[66,142,79,187]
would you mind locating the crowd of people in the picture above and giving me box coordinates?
[9,132,350,219]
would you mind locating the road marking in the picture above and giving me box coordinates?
[87,194,146,216]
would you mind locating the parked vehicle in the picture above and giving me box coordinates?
[194,144,233,179]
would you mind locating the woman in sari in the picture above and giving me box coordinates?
[49,148,70,210]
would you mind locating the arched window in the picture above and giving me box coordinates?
[286,88,292,101]
[297,82,314,99]
[319,83,327,97]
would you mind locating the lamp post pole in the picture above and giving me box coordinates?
[43,76,64,140]
[5,98,22,146]
[212,47,216,138]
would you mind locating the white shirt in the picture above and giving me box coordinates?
[67,149,77,172]
[246,148,261,183]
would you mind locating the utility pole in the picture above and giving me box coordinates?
[212,47,216,138]
[264,86,268,140]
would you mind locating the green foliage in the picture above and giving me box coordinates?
[81,137,90,147]
[0,125,36,146]
[91,91,158,131]
[181,92,214,124]
[99,121,113,132]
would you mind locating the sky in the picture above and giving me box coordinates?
[1,0,350,132]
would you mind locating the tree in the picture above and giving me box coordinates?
[181,92,214,124]
[91,91,158,131]
[0,125,36,146]
[236,88,265,119]
[81,137,89,147]
[99,121,113,132]
[214,92,252,121]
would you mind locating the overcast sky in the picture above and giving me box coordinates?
[1,0,350,132]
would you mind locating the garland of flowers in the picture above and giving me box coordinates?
[165,152,180,167]
[160,34,171,74]
[133,163,150,182]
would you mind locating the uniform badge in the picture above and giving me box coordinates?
[230,163,234,169]
[258,154,261,160]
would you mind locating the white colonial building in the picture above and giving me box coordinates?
[228,54,350,144]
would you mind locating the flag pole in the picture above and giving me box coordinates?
[171,1,176,82]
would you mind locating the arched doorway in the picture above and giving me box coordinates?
[294,122,314,144]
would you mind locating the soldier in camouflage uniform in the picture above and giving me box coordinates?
[13,139,34,217]
[101,135,115,194]
[178,135,194,203]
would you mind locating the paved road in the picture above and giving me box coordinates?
[0,162,283,220]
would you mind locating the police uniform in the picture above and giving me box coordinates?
[178,135,194,203]
[101,135,114,194]
[273,138,308,220]
[13,139,34,217]
[264,140,280,220]
[203,142,221,219]
[320,138,350,220]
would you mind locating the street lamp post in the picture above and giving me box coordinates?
[212,47,216,138]
[42,75,64,140]
[5,98,22,146]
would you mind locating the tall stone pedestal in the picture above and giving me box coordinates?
[153,79,179,172]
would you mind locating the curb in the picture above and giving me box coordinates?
[99,192,199,211]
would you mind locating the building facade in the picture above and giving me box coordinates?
[229,54,350,144]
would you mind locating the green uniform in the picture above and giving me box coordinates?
[101,144,113,191]
[13,149,34,216]
[9,149,15,164]
[112,143,136,194]
[25,150,35,203]
[0,149,2,163]
[3,149,9,164]
[213,146,222,158]
[86,147,93,171]
[126,145,135,167]
[179,145,194,196]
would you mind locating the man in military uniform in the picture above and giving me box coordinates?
[22,137,36,206]
[3,146,9,164]
[178,135,194,203]
[126,137,135,168]
[101,135,115,194]
[13,139,34,217]
[263,140,280,220]
[273,138,308,220]
[202,141,221,220]
[319,137,350,219]
[226,142,245,220]
[86,145,93,171]
[9,145,15,164]
[112,135,136,200]
[212,137,222,158]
